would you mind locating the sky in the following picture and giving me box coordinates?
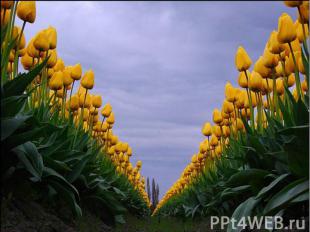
[18,1,296,198]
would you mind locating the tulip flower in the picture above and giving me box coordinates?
[277,13,297,44]
[268,31,285,54]
[235,46,252,71]
[106,112,115,124]
[202,122,212,137]
[81,69,95,89]
[101,103,112,117]
[212,109,223,124]
[71,63,82,80]
[17,1,36,23]
[249,71,263,92]
[49,71,64,91]
[1,1,14,9]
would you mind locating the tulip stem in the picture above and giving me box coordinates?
[244,71,254,131]
[68,80,75,117]
[288,42,303,101]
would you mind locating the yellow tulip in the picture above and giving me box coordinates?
[79,93,91,108]
[54,58,65,71]
[70,95,79,111]
[262,79,273,93]
[284,54,295,75]
[92,95,102,108]
[287,73,295,87]
[235,90,246,109]
[277,13,297,44]
[249,71,263,92]
[210,134,218,147]
[253,56,272,78]
[212,109,223,124]
[236,118,244,130]
[222,125,230,138]
[21,52,33,70]
[44,26,57,49]
[262,45,279,68]
[49,71,63,91]
[238,71,249,88]
[275,61,285,77]
[223,100,234,114]
[235,46,252,71]
[225,82,236,102]
[47,49,57,68]
[276,78,285,95]
[17,1,36,23]
[127,147,132,157]
[27,39,40,58]
[47,68,54,78]
[268,31,285,54]
[106,112,115,124]
[202,122,212,136]
[212,125,222,137]
[101,103,112,117]
[81,69,94,89]
[33,31,49,51]
[18,48,26,57]
[301,79,308,92]
[63,68,73,86]
[295,20,309,42]
[121,142,129,152]
[71,63,82,80]
[298,56,305,74]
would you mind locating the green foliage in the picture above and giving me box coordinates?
[1,62,150,224]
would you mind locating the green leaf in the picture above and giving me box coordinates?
[225,169,269,188]
[2,58,48,98]
[1,94,28,118]
[67,154,92,183]
[12,142,43,181]
[263,178,309,215]
[227,197,261,232]
[255,173,289,199]
[1,115,31,141]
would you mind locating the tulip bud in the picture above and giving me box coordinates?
[127,147,132,157]
[210,134,218,147]
[54,58,65,72]
[21,52,33,70]
[47,68,54,78]
[262,79,273,93]
[27,39,40,58]
[69,95,79,111]
[238,71,250,88]
[202,122,212,136]
[277,13,297,44]
[295,20,309,42]
[71,63,82,80]
[212,109,223,124]
[62,68,72,86]
[79,93,91,108]
[284,54,295,75]
[235,46,252,71]
[47,49,57,68]
[212,125,222,137]
[249,71,263,92]
[225,82,236,102]
[262,45,279,68]
[276,78,285,95]
[17,1,36,23]
[81,69,95,89]
[287,73,296,87]
[268,31,285,54]
[92,95,102,108]
[33,31,49,51]
[301,79,308,92]
[49,71,63,90]
[235,90,246,109]
[18,48,26,57]
[222,125,230,138]
[298,56,305,74]
[44,26,57,49]
[101,103,112,117]
[223,100,234,114]
[106,112,115,124]
[254,56,272,78]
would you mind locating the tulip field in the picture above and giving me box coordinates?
[1,1,309,232]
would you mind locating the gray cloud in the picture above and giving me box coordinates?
[19,1,296,197]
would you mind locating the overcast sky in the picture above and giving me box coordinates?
[19,1,295,198]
